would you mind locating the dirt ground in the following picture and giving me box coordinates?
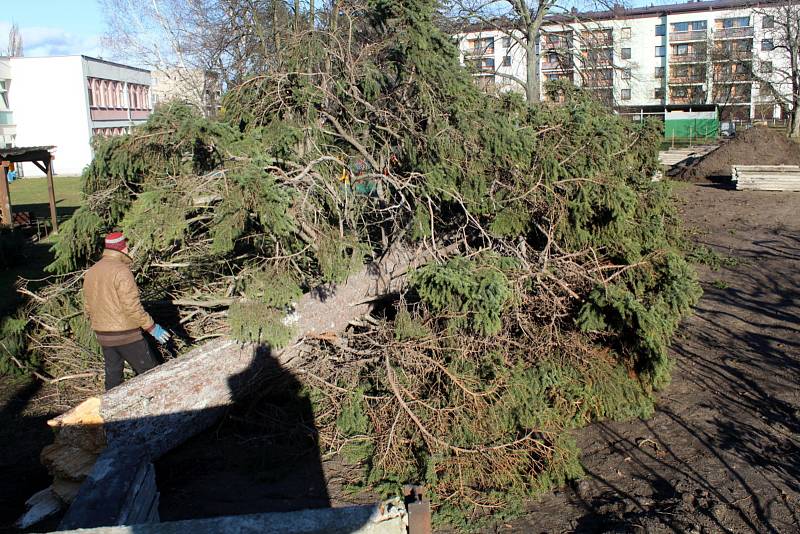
[1,183,799,533]
[674,127,800,182]
[497,183,800,533]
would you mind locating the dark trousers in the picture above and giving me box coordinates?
[102,339,158,390]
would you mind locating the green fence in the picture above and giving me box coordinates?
[664,118,719,141]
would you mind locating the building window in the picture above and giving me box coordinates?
[723,17,750,28]
[621,48,631,59]
[655,46,666,57]
[675,44,689,55]
[655,66,665,78]
[0,80,8,109]
[692,21,707,31]
[673,87,688,98]
[621,27,631,39]
[763,15,774,29]
[621,88,631,100]
[673,22,689,32]
[760,61,773,73]
[760,83,772,97]
[502,55,511,67]
[622,68,631,79]
[549,52,558,63]
[655,24,665,36]
[655,88,664,99]
[502,36,511,48]
[762,39,774,51]
[548,73,560,81]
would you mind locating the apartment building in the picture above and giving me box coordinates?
[0,55,153,176]
[458,0,786,122]
[152,67,222,118]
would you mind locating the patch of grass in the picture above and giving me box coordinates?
[1,176,84,322]
[8,176,83,219]
[711,280,729,290]
[686,244,741,271]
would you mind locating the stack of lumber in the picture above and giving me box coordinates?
[59,446,159,529]
[733,165,800,191]
[658,145,718,168]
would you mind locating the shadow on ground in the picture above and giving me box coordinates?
[498,185,800,533]
[1,346,342,531]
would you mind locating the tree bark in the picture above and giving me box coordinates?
[526,29,540,102]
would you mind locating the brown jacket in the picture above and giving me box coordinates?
[84,250,154,346]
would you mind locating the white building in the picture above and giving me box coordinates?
[0,55,153,176]
[458,0,787,122]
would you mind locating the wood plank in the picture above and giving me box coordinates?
[45,156,59,232]
[41,443,98,481]
[58,446,153,530]
[0,164,11,226]
[56,500,409,534]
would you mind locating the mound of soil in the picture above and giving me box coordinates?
[675,127,800,181]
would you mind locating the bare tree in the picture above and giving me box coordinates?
[99,0,305,114]
[452,1,559,102]
[451,1,624,103]
[754,2,800,136]
[6,23,23,57]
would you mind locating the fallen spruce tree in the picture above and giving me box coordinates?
[6,0,701,527]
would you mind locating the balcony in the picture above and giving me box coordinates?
[580,31,613,49]
[581,54,613,69]
[714,95,751,103]
[464,46,494,57]
[671,95,707,104]
[669,76,706,85]
[714,27,754,39]
[670,30,708,42]
[581,38,613,49]
[670,53,707,64]
[712,49,753,62]
[584,78,613,88]
[713,90,751,103]
[541,58,574,71]
[543,37,572,50]
[712,71,752,82]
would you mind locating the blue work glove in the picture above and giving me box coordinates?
[148,324,171,344]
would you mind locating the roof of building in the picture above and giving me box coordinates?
[562,0,781,22]
[0,54,149,73]
[82,55,150,73]
[459,0,781,32]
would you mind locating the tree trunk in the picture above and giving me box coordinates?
[525,39,540,103]
[791,106,800,137]
[38,244,453,503]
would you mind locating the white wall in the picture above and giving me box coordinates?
[10,56,91,176]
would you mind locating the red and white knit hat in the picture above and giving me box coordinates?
[104,232,128,251]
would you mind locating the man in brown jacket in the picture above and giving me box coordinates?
[84,232,170,390]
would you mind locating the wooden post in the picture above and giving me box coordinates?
[0,162,11,226]
[45,156,58,233]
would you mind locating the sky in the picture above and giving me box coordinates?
[1,0,106,58]
[1,0,689,61]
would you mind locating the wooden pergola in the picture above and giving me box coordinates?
[0,145,59,232]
